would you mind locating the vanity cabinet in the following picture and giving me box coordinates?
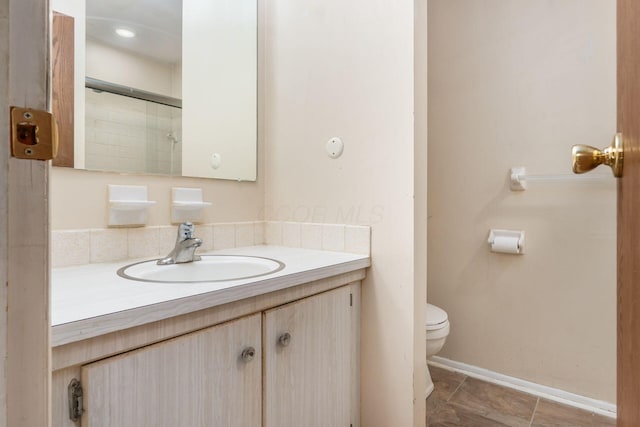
[264,285,359,427]
[80,314,262,426]
[53,279,362,427]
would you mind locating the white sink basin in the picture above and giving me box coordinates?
[117,255,285,283]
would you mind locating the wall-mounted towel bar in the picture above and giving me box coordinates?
[510,167,612,191]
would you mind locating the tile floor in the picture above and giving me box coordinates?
[426,366,616,427]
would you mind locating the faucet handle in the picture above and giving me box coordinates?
[177,222,195,241]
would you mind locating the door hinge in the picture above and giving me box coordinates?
[350,293,353,307]
[68,378,83,422]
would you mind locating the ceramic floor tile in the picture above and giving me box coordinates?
[531,399,616,427]
[448,377,538,427]
[427,370,617,427]
[427,400,515,427]
[429,366,467,403]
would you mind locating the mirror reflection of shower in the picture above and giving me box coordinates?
[84,83,182,176]
[166,132,181,176]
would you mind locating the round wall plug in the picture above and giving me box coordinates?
[326,137,344,159]
[210,153,222,169]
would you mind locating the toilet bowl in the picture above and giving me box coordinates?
[426,303,449,357]
[425,303,450,397]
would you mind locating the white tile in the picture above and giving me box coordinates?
[90,229,128,263]
[213,224,235,250]
[345,225,371,255]
[265,222,283,245]
[300,223,322,249]
[127,227,160,259]
[235,222,255,247]
[51,230,91,268]
[282,222,301,248]
[322,224,345,252]
[253,221,265,245]
[197,224,214,252]
[300,223,323,250]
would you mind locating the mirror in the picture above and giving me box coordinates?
[52,0,257,181]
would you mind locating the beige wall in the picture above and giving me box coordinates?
[263,0,424,425]
[428,0,616,402]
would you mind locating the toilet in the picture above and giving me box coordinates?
[425,303,450,397]
[426,303,450,357]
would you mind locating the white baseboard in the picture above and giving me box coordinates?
[429,356,616,419]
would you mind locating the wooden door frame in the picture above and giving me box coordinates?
[2,0,52,426]
[618,1,640,426]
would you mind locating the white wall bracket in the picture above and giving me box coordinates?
[171,187,212,224]
[108,185,156,227]
[510,167,527,191]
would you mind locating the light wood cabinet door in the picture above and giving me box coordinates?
[263,284,360,427]
[80,314,262,427]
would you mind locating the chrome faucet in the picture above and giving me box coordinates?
[157,222,202,265]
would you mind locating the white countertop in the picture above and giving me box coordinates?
[52,245,370,347]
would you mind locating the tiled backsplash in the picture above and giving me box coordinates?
[265,222,370,255]
[52,221,370,268]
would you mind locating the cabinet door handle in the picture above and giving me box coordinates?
[241,346,256,362]
[278,332,291,347]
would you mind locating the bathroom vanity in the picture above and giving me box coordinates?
[51,246,368,427]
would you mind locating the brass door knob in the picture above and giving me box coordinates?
[572,133,623,177]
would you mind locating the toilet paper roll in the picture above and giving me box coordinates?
[491,236,520,254]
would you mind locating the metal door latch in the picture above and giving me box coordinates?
[10,106,58,160]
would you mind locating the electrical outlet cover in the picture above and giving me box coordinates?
[326,137,344,159]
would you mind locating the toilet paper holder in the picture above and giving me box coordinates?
[487,229,525,254]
